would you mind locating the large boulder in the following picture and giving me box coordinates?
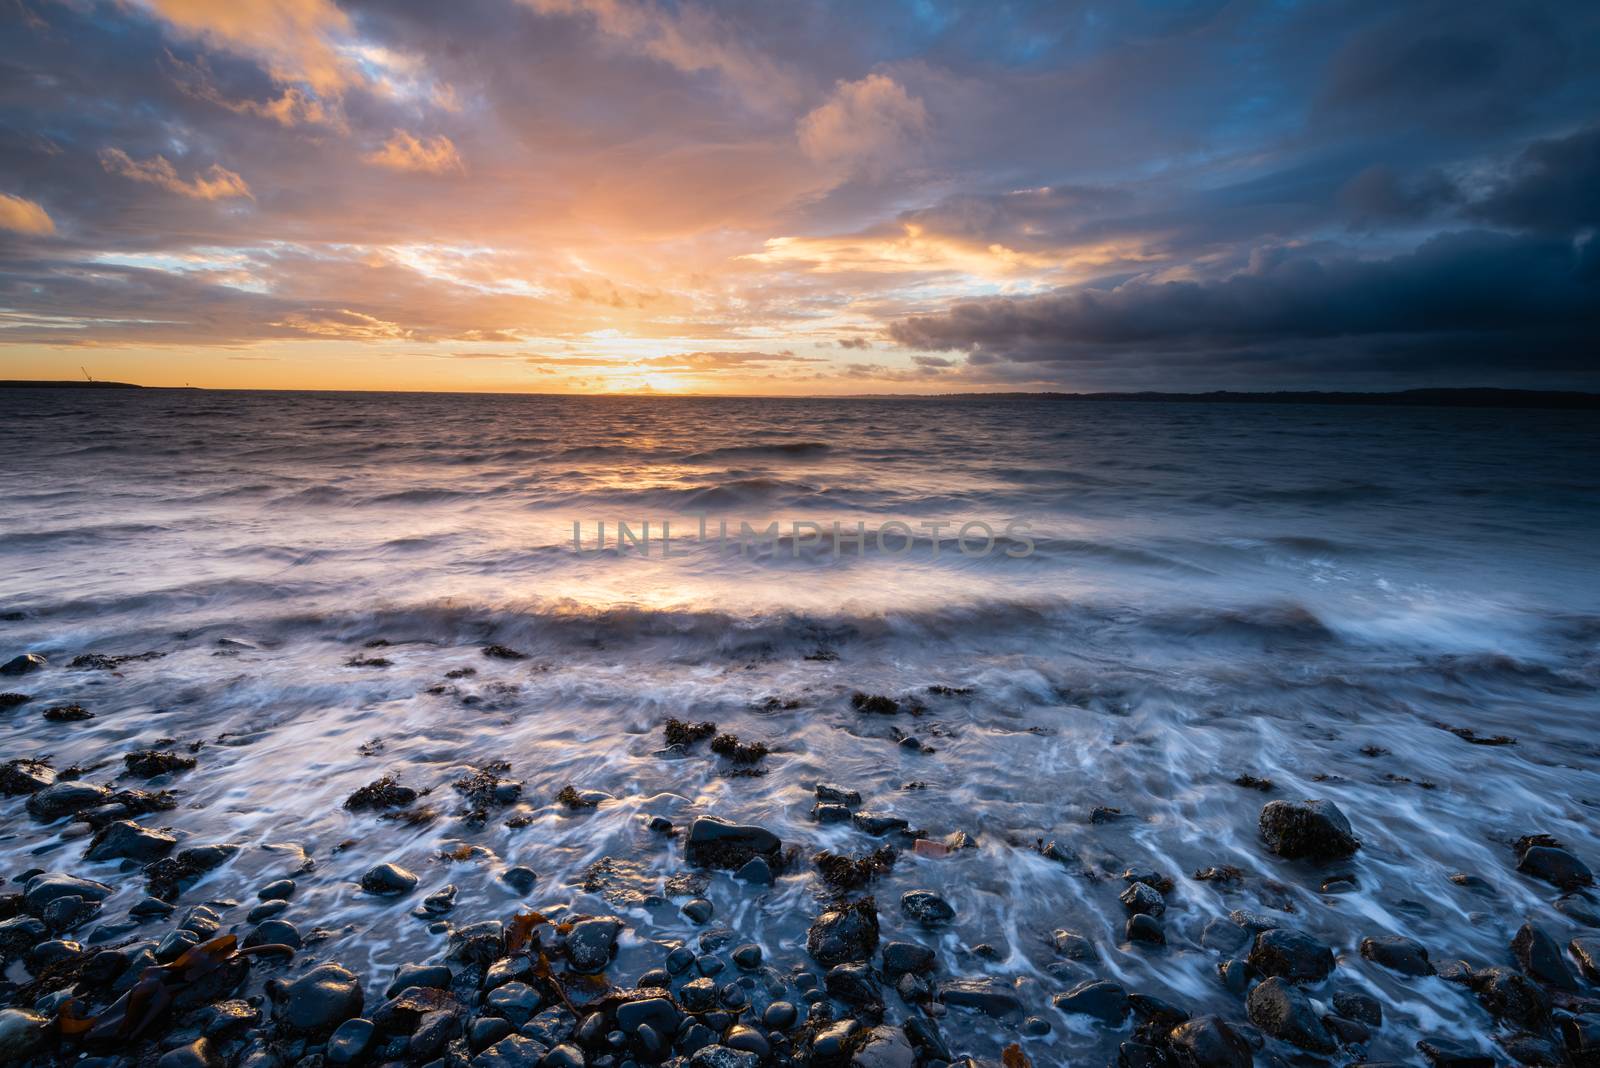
[1248,928,1334,984]
[1259,799,1359,859]
[277,963,363,1035]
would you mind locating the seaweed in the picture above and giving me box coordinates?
[663,718,716,746]
[709,733,769,764]
[813,847,897,892]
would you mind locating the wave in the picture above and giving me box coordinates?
[681,441,831,463]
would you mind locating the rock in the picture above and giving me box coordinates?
[1249,928,1335,983]
[851,812,909,836]
[1511,923,1575,989]
[499,865,537,894]
[731,942,762,969]
[1259,799,1359,859]
[1168,1015,1253,1068]
[684,815,783,871]
[1359,933,1433,976]
[420,883,458,915]
[279,963,363,1035]
[1120,881,1166,916]
[85,820,177,862]
[388,963,453,998]
[156,1038,222,1068]
[0,653,45,676]
[474,1034,549,1067]
[1562,1015,1600,1066]
[615,995,681,1037]
[243,919,301,949]
[0,758,54,795]
[1051,928,1097,960]
[258,879,296,901]
[682,898,714,924]
[1471,966,1549,1029]
[1217,958,1252,995]
[359,862,418,896]
[851,1025,915,1068]
[26,780,111,821]
[1052,979,1130,1024]
[23,872,112,914]
[1333,989,1382,1026]
[326,1017,375,1064]
[806,896,879,966]
[1557,895,1600,927]
[816,783,862,806]
[1126,913,1165,944]
[813,803,851,823]
[734,856,773,883]
[143,844,240,901]
[123,749,197,777]
[178,903,223,937]
[763,1000,797,1029]
[1518,845,1594,891]
[825,962,882,1008]
[1417,1035,1494,1067]
[0,1008,48,1062]
[900,889,954,926]
[691,1046,759,1068]
[937,977,1023,1018]
[43,703,93,722]
[542,1044,584,1068]
[1571,936,1600,981]
[0,692,29,708]
[881,940,936,977]
[1200,917,1249,954]
[1247,976,1334,1053]
[486,981,542,1026]
[564,915,623,973]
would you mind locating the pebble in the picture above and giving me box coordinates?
[1359,933,1434,976]
[564,915,623,973]
[84,820,177,862]
[1126,913,1165,944]
[682,897,714,923]
[1053,979,1130,1023]
[257,878,295,901]
[500,865,537,893]
[358,862,418,896]
[1119,881,1166,916]
[900,889,955,926]
[325,1017,375,1065]
[806,897,879,966]
[1258,798,1360,859]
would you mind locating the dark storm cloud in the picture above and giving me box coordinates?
[889,231,1599,383]
[1469,124,1600,234]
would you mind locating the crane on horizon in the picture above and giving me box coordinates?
[80,366,93,383]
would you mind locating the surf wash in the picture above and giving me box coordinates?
[570,518,1035,558]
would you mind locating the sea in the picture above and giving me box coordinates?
[1,387,1598,1063]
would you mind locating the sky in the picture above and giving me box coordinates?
[0,0,1597,395]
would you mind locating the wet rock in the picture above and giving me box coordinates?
[1120,881,1166,916]
[0,692,29,708]
[326,1017,375,1064]
[0,915,47,957]
[816,783,862,806]
[684,815,783,872]
[420,883,458,916]
[1557,896,1600,928]
[359,862,418,896]
[813,802,852,824]
[23,872,112,914]
[937,977,1023,1018]
[1332,990,1382,1027]
[565,915,623,973]
[124,749,197,778]
[156,1038,222,1068]
[43,703,93,722]
[682,897,714,924]
[28,938,83,969]
[0,653,46,676]
[1470,966,1549,1029]
[691,1046,759,1068]
[1561,1015,1600,1065]
[482,643,527,660]
[825,961,882,1008]
[1246,975,1334,1053]
[735,856,773,884]
[500,866,537,894]
[0,758,55,795]
[851,693,900,715]
[1323,1014,1371,1046]
[1571,936,1600,981]
[179,904,223,937]
[86,819,177,862]
[1516,840,1594,891]
[26,780,111,821]
[1249,928,1335,983]
[1217,958,1253,995]
[1417,1035,1494,1067]
[143,844,239,901]
[388,963,453,998]
[1511,923,1576,990]
[851,1025,915,1068]
[278,963,363,1035]
[881,940,936,978]
[900,889,954,926]
[730,942,762,969]
[243,919,301,949]
[763,1000,797,1029]
[664,718,717,747]
[1051,928,1098,961]
[1501,1032,1564,1067]
[1126,913,1165,944]
[344,775,420,810]
[1200,917,1249,954]
[851,812,908,836]
[1259,799,1360,859]
[806,896,879,966]
[486,981,542,1026]
[1168,1015,1253,1068]
[709,733,769,764]
[475,1034,548,1067]
[555,784,609,809]
[1053,979,1130,1024]
[1359,933,1434,976]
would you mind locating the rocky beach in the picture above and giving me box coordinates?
[1,389,1598,1068]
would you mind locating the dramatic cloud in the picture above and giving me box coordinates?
[98,150,253,200]
[0,194,54,235]
[364,131,464,174]
[1,0,1598,392]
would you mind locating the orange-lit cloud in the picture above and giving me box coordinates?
[99,149,253,200]
[798,74,928,172]
[0,193,54,235]
[364,131,465,174]
[130,0,356,94]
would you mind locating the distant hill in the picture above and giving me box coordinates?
[0,380,145,389]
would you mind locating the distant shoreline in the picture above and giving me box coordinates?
[1,381,1595,409]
